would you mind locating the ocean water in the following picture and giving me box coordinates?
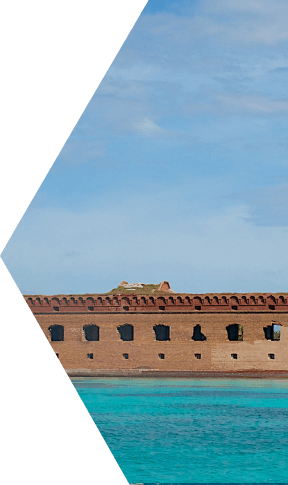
[72,378,288,484]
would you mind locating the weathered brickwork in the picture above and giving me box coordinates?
[25,292,288,375]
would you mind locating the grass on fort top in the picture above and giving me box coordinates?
[24,282,288,298]
[106,286,288,297]
[97,283,175,296]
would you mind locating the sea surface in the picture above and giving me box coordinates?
[72,378,288,484]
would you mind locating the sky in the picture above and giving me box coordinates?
[3,0,288,295]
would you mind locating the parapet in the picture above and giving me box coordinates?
[24,290,288,314]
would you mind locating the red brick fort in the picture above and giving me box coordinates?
[25,281,288,377]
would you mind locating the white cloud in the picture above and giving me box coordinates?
[138,1,288,48]
[231,183,288,227]
[59,139,106,166]
[134,117,164,136]
[206,0,286,15]
[210,94,288,115]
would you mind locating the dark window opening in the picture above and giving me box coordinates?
[159,306,165,311]
[83,324,99,341]
[53,306,59,312]
[123,306,129,311]
[231,305,238,310]
[158,353,165,359]
[192,324,207,341]
[195,353,201,360]
[231,353,238,359]
[123,353,129,359]
[154,324,170,341]
[268,353,275,360]
[195,306,201,311]
[264,324,280,341]
[88,306,94,311]
[117,324,134,341]
[264,325,272,340]
[226,324,243,341]
[269,305,275,310]
[49,325,64,341]
[87,353,93,359]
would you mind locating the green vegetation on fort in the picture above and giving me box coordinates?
[23,283,288,298]
[107,284,160,296]
[238,324,243,341]
[274,331,280,340]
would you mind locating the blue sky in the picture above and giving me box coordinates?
[3,0,288,295]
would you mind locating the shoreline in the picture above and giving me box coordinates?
[67,369,288,379]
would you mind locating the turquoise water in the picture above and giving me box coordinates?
[72,378,288,484]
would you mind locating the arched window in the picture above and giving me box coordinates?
[230,296,239,304]
[117,324,134,341]
[157,297,166,311]
[267,295,276,310]
[193,297,202,311]
[83,324,99,341]
[153,324,170,341]
[49,325,64,341]
[86,297,94,306]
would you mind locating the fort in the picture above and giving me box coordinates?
[25,281,288,377]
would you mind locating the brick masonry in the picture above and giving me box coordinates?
[25,292,288,376]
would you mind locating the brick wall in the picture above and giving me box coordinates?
[25,293,288,375]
